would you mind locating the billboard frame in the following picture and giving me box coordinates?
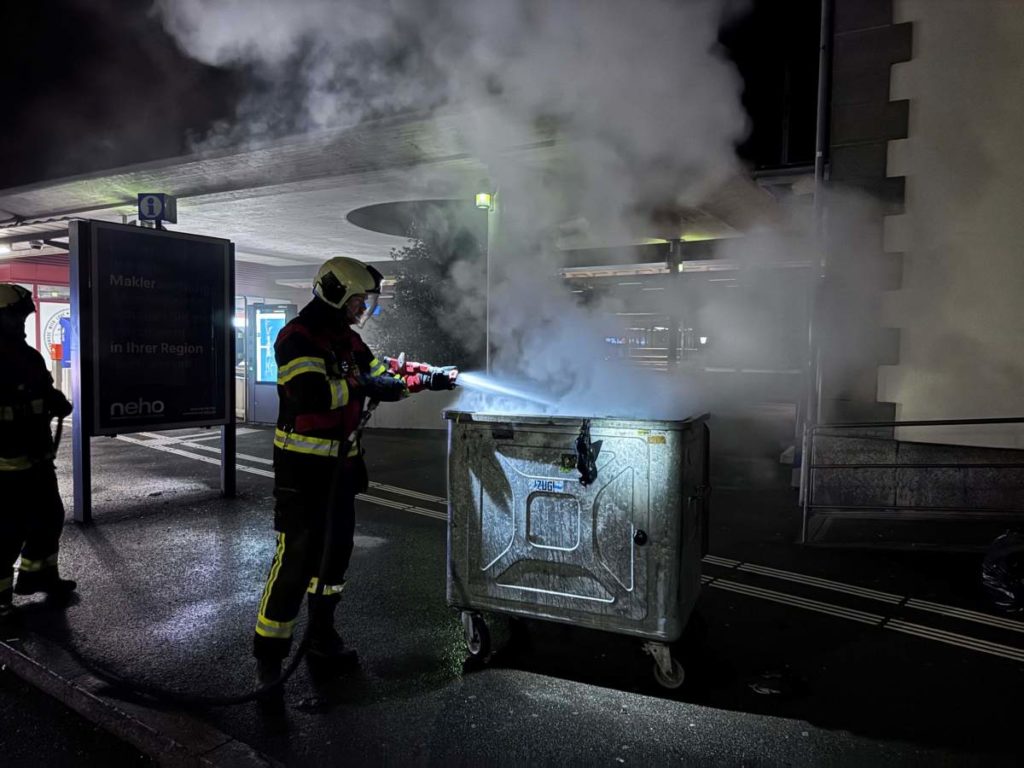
[69,220,236,523]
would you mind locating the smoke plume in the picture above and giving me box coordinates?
[156,0,771,420]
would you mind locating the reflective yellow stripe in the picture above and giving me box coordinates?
[255,614,296,639]
[277,356,326,385]
[0,456,33,471]
[0,576,12,592]
[369,357,387,377]
[257,533,286,620]
[307,577,346,596]
[0,406,15,421]
[328,378,349,409]
[255,533,298,638]
[18,558,45,573]
[273,428,341,458]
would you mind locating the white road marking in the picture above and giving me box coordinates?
[368,482,447,505]
[145,437,450,506]
[886,620,1024,663]
[739,563,902,604]
[704,554,901,603]
[702,555,1024,635]
[138,429,261,443]
[704,576,1024,663]
[708,578,886,626]
[904,599,1024,635]
[354,495,447,522]
[702,554,741,568]
[155,438,273,466]
[117,435,446,521]
[117,434,225,467]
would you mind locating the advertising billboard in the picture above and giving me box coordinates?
[78,221,233,435]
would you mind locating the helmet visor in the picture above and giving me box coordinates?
[354,292,379,328]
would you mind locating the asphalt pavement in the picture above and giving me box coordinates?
[0,421,1020,766]
[0,666,151,767]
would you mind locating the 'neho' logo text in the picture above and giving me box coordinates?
[110,399,165,417]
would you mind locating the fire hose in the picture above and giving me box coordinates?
[51,401,380,708]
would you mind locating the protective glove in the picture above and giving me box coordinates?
[354,373,406,402]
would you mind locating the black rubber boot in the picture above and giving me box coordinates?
[307,593,358,670]
[253,656,286,719]
[14,570,77,597]
[254,657,283,694]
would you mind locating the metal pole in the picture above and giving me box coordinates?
[221,422,236,497]
[799,0,834,509]
[485,189,498,375]
[69,221,92,524]
[800,425,813,543]
[666,240,683,368]
[221,242,236,497]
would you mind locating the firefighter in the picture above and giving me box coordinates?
[0,284,75,622]
[253,257,457,691]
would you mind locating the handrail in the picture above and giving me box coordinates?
[800,415,1024,544]
[812,416,1024,430]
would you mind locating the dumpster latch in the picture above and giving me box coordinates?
[575,419,602,486]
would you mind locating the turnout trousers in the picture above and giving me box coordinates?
[253,448,366,661]
[0,462,66,600]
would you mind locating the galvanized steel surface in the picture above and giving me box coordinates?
[446,411,708,641]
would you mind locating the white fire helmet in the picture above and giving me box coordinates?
[312,257,383,327]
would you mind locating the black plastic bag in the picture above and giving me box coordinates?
[981,531,1024,613]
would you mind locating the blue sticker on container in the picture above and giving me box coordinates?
[530,478,567,493]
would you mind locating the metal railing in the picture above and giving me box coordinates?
[800,416,1024,544]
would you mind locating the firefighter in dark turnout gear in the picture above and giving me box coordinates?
[0,284,76,622]
[253,257,457,689]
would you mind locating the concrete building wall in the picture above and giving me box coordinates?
[369,388,458,431]
[880,0,1024,448]
[818,0,910,429]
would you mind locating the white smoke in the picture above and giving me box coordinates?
[439,0,750,419]
[157,0,757,420]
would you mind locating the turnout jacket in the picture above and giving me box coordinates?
[273,302,399,461]
[0,334,72,472]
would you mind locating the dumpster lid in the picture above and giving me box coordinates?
[443,410,709,432]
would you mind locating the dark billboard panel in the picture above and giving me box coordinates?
[88,222,232,435]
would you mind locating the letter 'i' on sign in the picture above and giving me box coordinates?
[137,193,177,223]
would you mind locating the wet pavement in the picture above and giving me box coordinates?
[1,423,1020,766]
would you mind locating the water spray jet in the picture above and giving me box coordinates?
[456,371,556,408]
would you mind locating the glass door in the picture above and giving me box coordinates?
[245,302,296,424]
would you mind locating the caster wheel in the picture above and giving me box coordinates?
[462,612,491,659]
[653,657,685,689]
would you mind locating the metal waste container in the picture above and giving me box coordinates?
[445,410,710,688]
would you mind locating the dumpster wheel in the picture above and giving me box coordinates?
[653,658,685,689]
[643,641,685,689]
[462,611,491,659]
